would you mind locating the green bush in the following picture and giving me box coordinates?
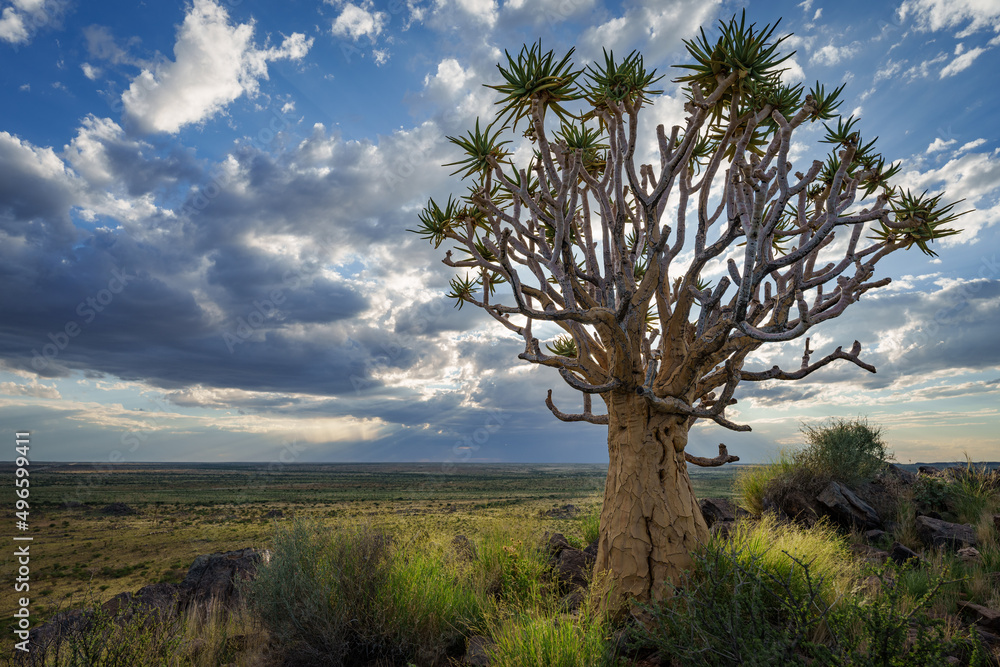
[632,545,986,667]
[486,606,619,667]
[244,518,481,666]
[734,450,798,515]
[795,417,891,487]
[581,505,601,546]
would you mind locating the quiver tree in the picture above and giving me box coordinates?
[411,13,964,605]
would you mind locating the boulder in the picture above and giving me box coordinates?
[762,488,821,526]
[915,515,977,549]
[464,635,495,667]
[541,504,579,519]
[583,539,598,561]
[181,547,269,608]
[815,481,881,530]
[918,465,940,476]
[698,497,746,528]
[544,532,572,558]
[864,529,887,542]
[881,464,917,485]
[102,582,182,619]
[957,546,982,564]
[957,601,1000,634]
[451,534,478,561]
[556,547,593,590]
[848,542,890,564]
[889,542,922,566]
[100,502,138,516]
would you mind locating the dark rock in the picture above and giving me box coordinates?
[464,635,494,667]
[889,542,922,566]
[815,481,882,530]
[100,502,138,516]
[451,534,478,561]
[102,582,181,619]
[556,547,593,590]
[865,529,887,542]
[763,488,821,526]
[583,539,598,560]
[545,532,572,558]
[881,464,917,485]
[849,542,890,564]
[957,546,982,564]
[957,601,1000,634]
[710,521,736,540]
[698,497,747,528]
[915,515,977,550]
[181,547,269,608]
[560,588,586,613]
[925,510,944,521]
[918,465,940,476]
[993,514,1000,533]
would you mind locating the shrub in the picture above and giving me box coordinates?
[796,417,891,487]
[467,527,551,606]
[486,605,618,667]
[734,450,798,515]
[244,518,480,666]
[581,505,601,546]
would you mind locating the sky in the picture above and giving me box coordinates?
[0,0,998,466]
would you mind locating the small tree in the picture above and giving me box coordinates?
[411,13,963,604]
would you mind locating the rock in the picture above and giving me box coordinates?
[957,546,982,564]
[881,464,917,485]
[583,539,598,560]
[451,534,478,561]
[464,635,494,667]
[181,547,269,608]
[102,582,181,619]
[958,602,1000,634]
[993,514,1000,533]
[763,488,821,526]
[865,529,887,542]
[559,588,586,613]
[849,543,890,564]
[918,465,940,476]
[556,547,592,590]
[698,497,747,528]
[889,542,922,566]
[710,521,736,540]
[100,502,138,516]
[545,532,572,558]
[815,481,882,530]
[262,509,283,518]
[541,504,579,519]
[915,515,977,550]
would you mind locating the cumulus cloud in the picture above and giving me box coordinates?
[0,0,66,45]
[899,0,1000,36]
[926,137,956,153]
[810,42,860,67]
[121,0,313,134]
[331,0,388,41]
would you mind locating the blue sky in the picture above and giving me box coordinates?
[0,0,998,465]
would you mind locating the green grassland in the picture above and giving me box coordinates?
[0,462,739,631]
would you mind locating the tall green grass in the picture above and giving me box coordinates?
[734,450,798,515]
[244,518,481,666]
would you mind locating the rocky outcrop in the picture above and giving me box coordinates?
[915,515,977,549]
[698,497,747,528]
[815,481,882,530]
[29,547,269,651]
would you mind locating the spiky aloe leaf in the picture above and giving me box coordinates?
[807,81,845,121]
[444,119,512,180]
[545,335,578,357]
[486,41,583,132]
[447,274,480,309]
[409,196,459,248]
[556,122,608,177]
[583,49,664,115]
[674,11,795,125]
[869,189,967,256]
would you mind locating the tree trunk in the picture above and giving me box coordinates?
[594,391,709,606]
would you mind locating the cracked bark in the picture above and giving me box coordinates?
[595,391,708,604]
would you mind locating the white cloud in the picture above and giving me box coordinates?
[121,0,313,135]
[874,58,905,81]
[811,42,860,67]
[0,0,64,45]
[939,46,985,77]
[781,56,806,83]
[578,0,721,65]
[899,0,1000,36]
[80,62,101,80]
[0,380,60,399]
[926,137,957,153]
[331,1,388,41]
[958,138,986,152]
